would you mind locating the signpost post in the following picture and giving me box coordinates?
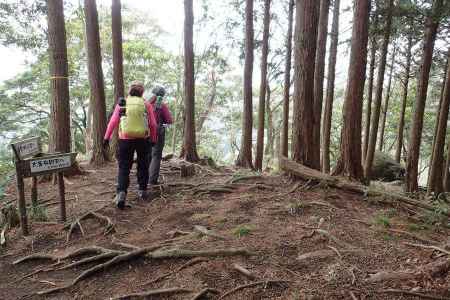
[10,137,77,235]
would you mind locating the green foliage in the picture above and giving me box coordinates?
[29,205,48,222]
[233,225,252,238]
[372,213,391,228]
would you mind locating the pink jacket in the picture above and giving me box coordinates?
[149,96,173,125]
[104,100,158,143]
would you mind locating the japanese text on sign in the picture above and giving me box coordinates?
[30,156,71,173]
[14,138,40,159]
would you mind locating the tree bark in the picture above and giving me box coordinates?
[180,0,199,162]
[332,0,370,181]
[255,0,271,171]
[406,0,443,192]
[85,0,108,166]
[313,0,330,167]
[363,0,394,181]
[264,85,273,158]
[236,0,254,169]
[395,34,413,163]
[362,12,379,162]
[321,0,340,173]
[292,0,320,169]
[444,142,450,191]
[196,71,217,133]
[110,0,124,159]
[378,46,396,152]
[281,0,295,158]
[428,49,450,194]
[47,0,71,154]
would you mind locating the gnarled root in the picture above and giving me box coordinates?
[66,211,115,242]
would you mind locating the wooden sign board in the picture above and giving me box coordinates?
[11,137,42,160]
[17,152,77,178]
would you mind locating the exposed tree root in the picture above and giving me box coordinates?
[298,249,362,262]
[366,258,450,283]
[190,288,220,300]
[13,246,108,264]
[140,257,208,287]
[404,242,450,256]
[194,225,228,240]
[227,175,262,184]
[111,287,193,300]
[348,291,358,300]
[378,289,450,300]
[66,211,115,242]
[31,246,252,295]
[280,156,450,217]
[232,263,256,279]
[218,280,291,299]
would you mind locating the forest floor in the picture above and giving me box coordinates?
[0,158,449,300]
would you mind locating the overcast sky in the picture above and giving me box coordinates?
[0,0,354,86]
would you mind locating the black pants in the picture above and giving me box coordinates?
[149,127,165,184]
[117,139,151,193]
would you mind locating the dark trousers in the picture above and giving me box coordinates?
[117,139,151,193]
[149,127,165,184]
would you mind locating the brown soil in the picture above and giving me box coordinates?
[0,159,449,300]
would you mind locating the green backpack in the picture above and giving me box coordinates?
[119,96,148,138]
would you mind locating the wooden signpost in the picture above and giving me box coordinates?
[11,136,77,236]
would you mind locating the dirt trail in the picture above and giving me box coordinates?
[0,159,449,299]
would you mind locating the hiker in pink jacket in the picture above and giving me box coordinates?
[103,81,157,209]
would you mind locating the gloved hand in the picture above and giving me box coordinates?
[103,139,110,148]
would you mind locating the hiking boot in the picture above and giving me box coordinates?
[137,190,148,201]
[115,191,126,209]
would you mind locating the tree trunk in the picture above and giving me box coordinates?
[427,57,448,185]
[292,0,320,169]
[255,0,271,171]
[180,0,199,162]
[313,0,330,166]
[444,142,450,191]
[196,71,217,133]
[281,0,295,158]
[406,0,443,192]
[47,0,71,154]
[321,0,340,173]
[332,0,370,181]
[378,46,396,152]
[362,13,379,162]
[264,85,273,157]
[428,49,450,194]
[395,34,413,163]
[85,0,108,166]
[236,0,254,169]
[363,0,394,181]
[110,0,124,159]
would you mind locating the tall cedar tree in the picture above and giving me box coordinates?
[321,0,340,173]
[110,0,124,158]
[428,56,448,185]
[378,46,396,151]
[84,0,108,165]
[47,0,71,154]
[332,0,370,180]
[362,10,379,161]
[292,0,320,169]
[395,33,413,163]
[313,0,330,166]
[406,0,443,192]
[236,0,254,168]
[428,50,450,194]
[281,0,295,158]
[255,0,271,171]
[363,0,394,181]
[180,0,199,162]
